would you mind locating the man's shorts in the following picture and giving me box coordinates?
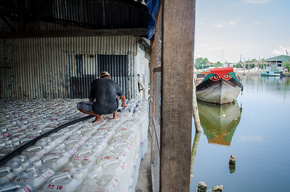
[78,100,118,115]
[77,101,94,114]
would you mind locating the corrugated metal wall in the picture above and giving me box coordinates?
[69,54,129,98]
[0,36,139,99]
[97,55,129,98]
[0,39,13,98]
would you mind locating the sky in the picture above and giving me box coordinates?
[194,0,290,63]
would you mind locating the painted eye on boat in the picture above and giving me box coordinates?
[210,74,220,81]
[213,75,220,80]
[223,74,232,80]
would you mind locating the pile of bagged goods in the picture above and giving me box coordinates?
[0,98,149,192]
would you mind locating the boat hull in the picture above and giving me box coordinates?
[197,100,242,146]
[196,77,242,104]
[260,73,279,77]
[260,70,283,77]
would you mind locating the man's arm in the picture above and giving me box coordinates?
[120,95,127,108]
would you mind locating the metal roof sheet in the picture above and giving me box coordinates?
[0,0,150,35]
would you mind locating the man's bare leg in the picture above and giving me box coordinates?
[113,111,118,119]
[92,114,103,123]
[79,109,103,123]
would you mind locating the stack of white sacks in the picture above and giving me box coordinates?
[0,99,149,192]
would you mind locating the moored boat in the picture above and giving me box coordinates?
[260,70,284,77]
[196,67,243,104]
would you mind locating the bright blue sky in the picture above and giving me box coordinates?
[195,0,290,63]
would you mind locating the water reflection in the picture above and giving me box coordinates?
[191,76,290,192]
[198,100,242,146]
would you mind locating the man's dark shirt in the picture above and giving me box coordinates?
[89,78,124,114]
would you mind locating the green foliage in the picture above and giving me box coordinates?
[195,57,210,69]
[216,61,222,67]
[234,62,243,68]
[244,59,256,69]
[250,59,258,62]
[284,61,290,72]
[245,64,255,69]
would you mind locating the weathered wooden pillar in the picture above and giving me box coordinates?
[161,0,195,191]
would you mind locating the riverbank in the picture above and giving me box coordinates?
[236,71,290,77]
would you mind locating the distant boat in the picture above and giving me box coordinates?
[260,70,284,77]
[196,67,243,104]
[198,100,242,146]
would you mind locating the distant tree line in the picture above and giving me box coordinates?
[284,61,290,71]
[194,57,222,69]
[194,57,290,70]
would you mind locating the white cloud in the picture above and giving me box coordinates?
[244,0,270,4]
[271,46,290,55]
[196,43,223,52]
[198,43,212,49]
[197,22,205,25]
[239,136,264,142]
[210,20,238,29]
[253,21,260,24]
[228,20,237,25]
[211,23,224,29]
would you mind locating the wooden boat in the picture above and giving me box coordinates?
[197,100,242,146]
[196,67,243,104]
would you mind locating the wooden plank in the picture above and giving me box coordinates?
[150,116,155,163]
[112,0,148,12]
[0,15,16,32]
[102,0,106,26]
[81,0,86,24]
[160,0,195,191]
[0,28,147,39]
[150,37,156,164]
[151,5,161,192]
[18,0,25,32]
[153,67,161,73]
[152,116,160,153]
[30,0,54,30]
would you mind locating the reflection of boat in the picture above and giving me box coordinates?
[198,100,242,146]
[196,67,243,104]
[260,70,284,77]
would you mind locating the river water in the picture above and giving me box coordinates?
[190,75,290,192]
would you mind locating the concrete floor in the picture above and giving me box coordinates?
[136,134,152,192]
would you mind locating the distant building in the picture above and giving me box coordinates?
[265,55,290,72]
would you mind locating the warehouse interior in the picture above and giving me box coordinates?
[0,0,195,191]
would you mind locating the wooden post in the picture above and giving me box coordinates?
[190,131,201,184]
[161,0,195,191]
[150,35,158,163]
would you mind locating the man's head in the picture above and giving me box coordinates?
[100,71,110,79]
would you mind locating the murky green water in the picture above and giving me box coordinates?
[191,75,290,192]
